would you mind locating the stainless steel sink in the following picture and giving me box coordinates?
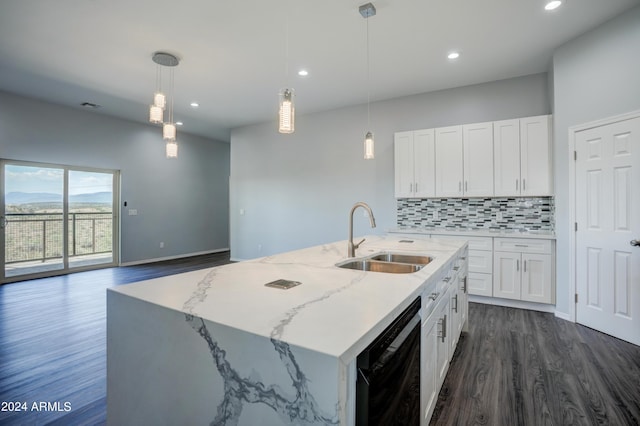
[368,252,432,265]
[336,259,423,273]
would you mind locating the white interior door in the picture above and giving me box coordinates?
[575,116,640,346]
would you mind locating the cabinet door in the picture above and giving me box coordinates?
[521,253,553,304]
[493,119,521,196]
[435,126,463,197]
[421,316,438,424]
[520,115,552,196]
[413,129,436,197]
[435,297,450,387]
[463,122,494,196]
[394,131,415,198]
[493,251,521,300]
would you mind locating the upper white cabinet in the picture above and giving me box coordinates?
[396,114,552,199]
[394,129,435,198]
[434,126,463,197]
[494,115,552,196]
[435,122,493,197]
[462,122,494,197]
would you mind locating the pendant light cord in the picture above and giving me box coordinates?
[366,14,370,130]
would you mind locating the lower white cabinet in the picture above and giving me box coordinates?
[421,252,468,424]
[493,238,555,304]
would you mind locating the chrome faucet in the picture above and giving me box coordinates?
[348,202,376,257]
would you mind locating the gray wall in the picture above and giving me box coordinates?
[230,73,550,260]
[0,91,230,264]
[552,6,640,315]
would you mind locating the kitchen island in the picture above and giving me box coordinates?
[107,235,467,425]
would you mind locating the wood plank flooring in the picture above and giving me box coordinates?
[1,258,639,425]
[430,303,640,426]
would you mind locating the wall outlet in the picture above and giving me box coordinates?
[128,209,138,216]
[159,242,165,248]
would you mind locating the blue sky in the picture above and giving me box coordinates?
[4,165,113,196]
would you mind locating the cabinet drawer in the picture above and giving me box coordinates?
[468,250,492,274]
[430,235,492,251]
[494,238,552,254]
[468,272,493,297]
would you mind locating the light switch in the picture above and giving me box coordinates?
[128,209,138,216]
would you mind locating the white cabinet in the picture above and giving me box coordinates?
[421,251,468,424]
[394,129,435,198]
[435,123,494,197]
[462,122,494,197]
[494,115,552,196]
[435,126,463,197]
[493,238,555,304]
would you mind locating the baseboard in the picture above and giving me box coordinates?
[554,310,572,322]
[229,257,248,262]
[469,295,556,313]
[120,248,230,267]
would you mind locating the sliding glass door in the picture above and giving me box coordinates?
[1,160,119,283]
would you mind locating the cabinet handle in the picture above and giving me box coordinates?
[453,294,458,313]
[462,276,468,294]
[515,244,528,248]
[465,181,468,192]
[459,181,462,192]
[429,292,439,301]
[438,315,447,343]
[415,182,418,192]
[517,259,520,272]
[524,260,527,273]
[409,183,413,193]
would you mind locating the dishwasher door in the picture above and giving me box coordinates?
[356,297,421,426]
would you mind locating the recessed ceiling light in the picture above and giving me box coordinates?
[447,52,460,60]
[298,70,309,77]
[190,102,199,108]
[176,121,183,126]
[544,1,562,11]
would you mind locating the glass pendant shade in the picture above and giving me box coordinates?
[153,92,166,109]
[149,105,163,124]
[278,89,295,134]
[163,123,176,140]
[166,140,178,159]
[364,131,375,160]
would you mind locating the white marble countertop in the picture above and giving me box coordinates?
[389,227,556,240]
[109,234,465,363]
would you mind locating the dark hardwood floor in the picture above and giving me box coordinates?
[1,258,639,425]
[430,303,640,426]
[0,252,232,426]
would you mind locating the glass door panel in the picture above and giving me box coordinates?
[3,164,65,278]
[68,170,114,269]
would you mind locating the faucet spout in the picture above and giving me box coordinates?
[348,202,376,257]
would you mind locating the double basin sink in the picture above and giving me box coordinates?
[336,252,432,274]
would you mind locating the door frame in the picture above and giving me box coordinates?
[1,159,120,284]
[568,109,640,322]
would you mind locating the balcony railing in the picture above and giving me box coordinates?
[4,212,113,264]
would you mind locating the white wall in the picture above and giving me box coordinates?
[0,91,230,264]
[230,73,550,260]
[552,6,640,316]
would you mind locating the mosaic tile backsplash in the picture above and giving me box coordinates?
[397,197,554,231]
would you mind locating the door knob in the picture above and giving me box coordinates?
[631,239,640,247]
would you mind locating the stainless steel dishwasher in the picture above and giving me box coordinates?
[356,296,421,425]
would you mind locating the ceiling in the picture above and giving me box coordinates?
[1,0,638,142]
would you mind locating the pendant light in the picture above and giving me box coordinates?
[544,0,563,11]
[278,0,295,134]
[150,52,180,158]
[360,3,376,160]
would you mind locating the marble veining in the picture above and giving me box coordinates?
[183,267,339,425]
